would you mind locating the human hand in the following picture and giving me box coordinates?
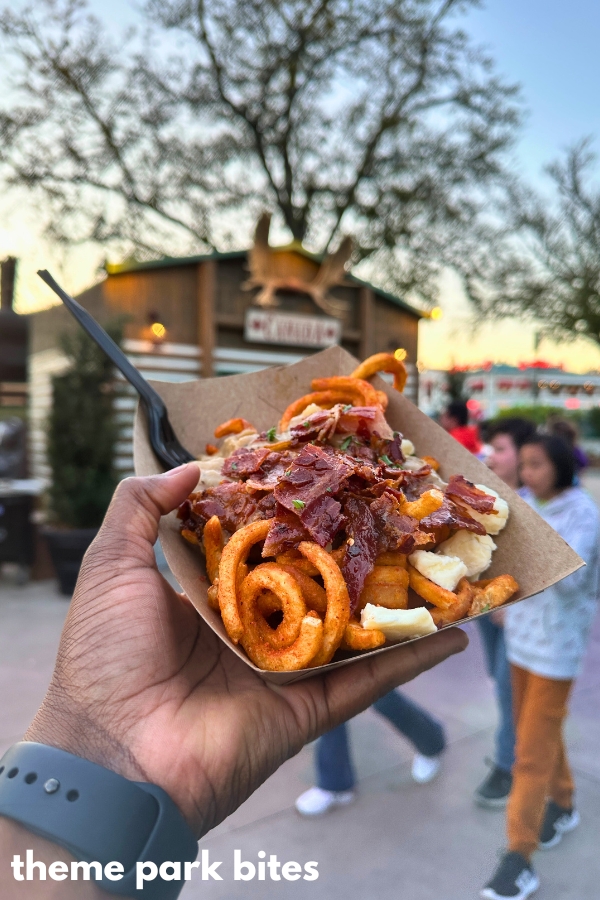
[25,464,467,837]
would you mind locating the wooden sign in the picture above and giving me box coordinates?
[245,309,341,348]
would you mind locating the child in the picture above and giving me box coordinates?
[481,435,600,900]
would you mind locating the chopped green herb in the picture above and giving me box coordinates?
[326,487,332,492]
[343,404,352,413]
[292,499,306,510]
[266,426,277,442]
[284,469,292,476]
[303,420,311,427]
[230,463,238,470]
[340,435,353,451]
[481,603,491,614]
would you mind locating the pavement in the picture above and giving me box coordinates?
[2,475,600,899]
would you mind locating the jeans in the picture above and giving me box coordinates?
[477,616,515,773]
[316,690,446,792]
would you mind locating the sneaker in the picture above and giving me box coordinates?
[539,800,580,849]
[294,786,355,816]
[411,752,442,784]
[475,763,513,809]
[481,851,539,900]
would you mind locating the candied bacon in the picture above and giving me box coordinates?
[370,492,420,554]
[274,444,354,546]
[289,407,339,444]
[419,495,486,535]
[446,475,496,513]
[336,405,391,439]
[222,446,271,479]
[245,451,296,490]
[341,498,378,613]
[263,505,311,556]
[183,482,258,535]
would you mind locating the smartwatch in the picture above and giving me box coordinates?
[0,743,198,899]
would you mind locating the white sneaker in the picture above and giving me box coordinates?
[411,752,442,784]
[295,786,355,816]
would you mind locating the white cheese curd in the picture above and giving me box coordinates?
[465,485,509,535]
[400,438,415,457]
[437,531,496,579]
[408,549,468,591]
[361,604,437,640]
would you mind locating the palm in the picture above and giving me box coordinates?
[27,466,466,836]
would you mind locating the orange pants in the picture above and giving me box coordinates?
[507,664,574,859]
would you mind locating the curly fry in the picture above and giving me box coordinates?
[407,564,457,610]
[375,551,408,568]
[359,565,409,610]
[352,352,408,393]
[342,620,386,651]
[239,581,324,673]
[217,519,271,643]
[400,489,444,521]
[276,563,328,614]
[207,581,220,610]
[310,376,381,408]
[214,417,256,439]
[469,575,519,616]
[205,443,219,456]
[276,551,320,577]
[278,391,351,431]
[241,563,307,649]
[430,577,472,627]
[421,455,440,472]
[203,515,224,583]
[181,528,199,545]
[298,541,351,666]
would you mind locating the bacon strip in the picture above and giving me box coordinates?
[446,475,496,513]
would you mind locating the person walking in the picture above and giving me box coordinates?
[481,434,600,900]
[295,690,446,815]
[440,399,482,454]
[474,418,536,809]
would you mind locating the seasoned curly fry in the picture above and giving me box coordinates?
[359,566,409,610]
[217,519,271,643]
[310,376,381,409]
[239,582,324,672]
[207,581,220,611]
[430,577,473,627]
[203,515,224,583]
[298,541,351,666]
[205,443,219,456]
[469,575,519,616]
[375,551,408,568]
[342,620,386,651]
[421,455,440,472]
[407,564,457,610]
[276,563,328,614]
[275,551,320,577]
[400,489,444,521]
[241,563,307,649]
[214,417,256,438]
[181,528,199,545]
[352,352,408,393]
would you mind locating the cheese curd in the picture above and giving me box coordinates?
[409,549,468,591]
[361,604,437,640]
[466,485,509,535]
[437,530,496,579]
[401,438,415,457]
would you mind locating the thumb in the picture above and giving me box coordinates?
[95,462,200,562]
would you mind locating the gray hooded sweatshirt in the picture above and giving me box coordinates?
[505,486,600,680]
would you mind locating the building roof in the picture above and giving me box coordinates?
[105,246,426,320]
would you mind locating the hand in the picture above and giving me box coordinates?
[25,464,467,837]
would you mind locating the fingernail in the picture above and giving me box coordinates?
[165,462,198,476]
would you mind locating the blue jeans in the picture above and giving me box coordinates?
[477,617,515,773]
[316,690,446,792]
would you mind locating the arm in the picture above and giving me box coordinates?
[552,503,600,603]
[1,465,467,893]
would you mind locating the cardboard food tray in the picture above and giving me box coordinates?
[133,345,583,684]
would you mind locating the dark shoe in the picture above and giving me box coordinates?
[475,763,512,809]
[481,852,539,899]
[539,800,580,849]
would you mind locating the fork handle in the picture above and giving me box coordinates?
[37,270,166,412]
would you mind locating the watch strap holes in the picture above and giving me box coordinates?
[66,789,79,802]
[7,768,18,778]
[24,772,38,784]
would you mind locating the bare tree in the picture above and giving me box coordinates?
[0,0,521,304]
[468,139,600,346]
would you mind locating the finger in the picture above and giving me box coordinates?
[92,463,200,563]
[285,628,468,740]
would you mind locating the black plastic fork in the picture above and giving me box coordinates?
[37,270,195,471]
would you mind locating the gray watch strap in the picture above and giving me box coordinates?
[0,742,198,899]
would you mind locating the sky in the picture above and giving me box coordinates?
[3,0,600,372]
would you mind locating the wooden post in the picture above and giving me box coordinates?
[197,260,215,378]
[359,286,374,359]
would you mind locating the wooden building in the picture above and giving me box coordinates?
[28,245,424,480]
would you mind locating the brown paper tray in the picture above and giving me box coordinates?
[133,345,583,684]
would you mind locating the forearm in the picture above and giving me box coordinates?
[0,817,107,899]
